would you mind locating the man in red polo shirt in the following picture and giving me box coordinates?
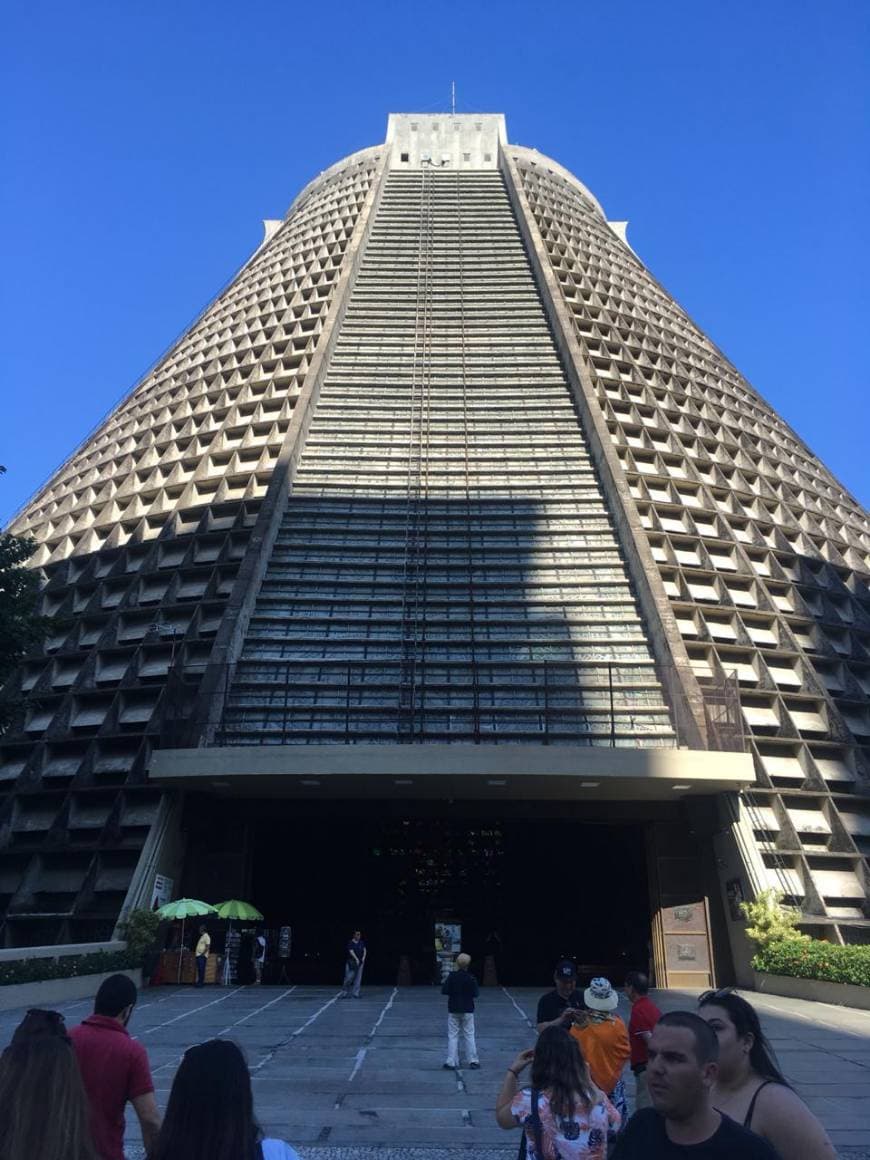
[71,973,161,1160]
[624,970,662,1111]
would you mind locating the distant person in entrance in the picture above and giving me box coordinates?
[195,924,211,987]
[341,929,366,997]
[442,952,480,1070]
[253,930,267,985]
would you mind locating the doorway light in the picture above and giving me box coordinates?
[580,781,600,788]
[394,778,413,786]
[487,779,507,786]
[300,779,321,787]
[672,784,692,791]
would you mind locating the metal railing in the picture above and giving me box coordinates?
[156,657,744,753]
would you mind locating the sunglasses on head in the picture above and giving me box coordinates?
[698,987,737,1005]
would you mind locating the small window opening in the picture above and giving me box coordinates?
[462,152,471,162]
[400,152,409,162]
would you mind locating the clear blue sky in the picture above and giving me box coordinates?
[2,0,868,525]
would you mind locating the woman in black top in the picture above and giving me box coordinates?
[698,990,835,1159]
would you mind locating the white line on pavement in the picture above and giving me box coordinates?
[501,986,534,1028]
[216,986,296,1036]
[368,986,398,1039]
[151,987,298,1076]
[137,986,246,1036]
[129,992,177,1015]
[348,1047,367,1084]
[342,986,398,1088]
[250,991,343,1072]
[287,992,342,1040]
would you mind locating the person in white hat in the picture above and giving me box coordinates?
[570,977,630,1135]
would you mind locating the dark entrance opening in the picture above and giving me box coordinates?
[242,809,651,986]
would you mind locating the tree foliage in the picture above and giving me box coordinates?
[740,888,809,949]
[0,466,49,731]
[122,907,162,957]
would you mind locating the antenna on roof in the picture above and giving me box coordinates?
[451,81,456,115]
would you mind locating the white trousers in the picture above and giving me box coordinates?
[446,1012,478,1066]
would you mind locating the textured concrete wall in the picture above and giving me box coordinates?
[386,113,505,170]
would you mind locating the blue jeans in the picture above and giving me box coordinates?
[196,954,207,986]
[342,961,364,996]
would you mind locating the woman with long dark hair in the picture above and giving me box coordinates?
[0,1031,96,1160]
[148,1039,299,1160]
[698,989,835,1159]
[496,1026,619,1159]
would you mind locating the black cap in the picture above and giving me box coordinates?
[555,960,576,979]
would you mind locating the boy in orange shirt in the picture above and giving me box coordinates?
[569,977,630,1131]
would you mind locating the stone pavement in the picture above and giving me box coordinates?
[2,983,868,1157]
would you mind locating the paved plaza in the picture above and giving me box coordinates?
[2,982,868,1157]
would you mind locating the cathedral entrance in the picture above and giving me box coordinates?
[244,808,651,985]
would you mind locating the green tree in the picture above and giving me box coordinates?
[740,888,809,950]
[0,467,47,731]
[122,908,162,958]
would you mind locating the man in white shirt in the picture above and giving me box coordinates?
[254,931,267,984]
[194,924,211,987]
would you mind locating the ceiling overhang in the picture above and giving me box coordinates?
[148,744,753,801]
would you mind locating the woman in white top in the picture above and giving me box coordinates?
[148,1039,299,1160]
[496,1025,620,1159]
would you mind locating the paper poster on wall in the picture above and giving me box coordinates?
[435,921,462,982]
[726,877,745,922]
[278,926,292,958]
[150,874,173,910]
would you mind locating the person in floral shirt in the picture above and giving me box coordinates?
[496,1026,620,1159]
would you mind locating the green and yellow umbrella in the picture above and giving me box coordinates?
[214,900,264,985]
[157,898,217,921]
[214,899,264,921]
[156,898,217,982]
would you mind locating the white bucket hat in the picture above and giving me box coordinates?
[584,976,618,1011]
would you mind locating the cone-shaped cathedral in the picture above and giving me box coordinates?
[3,114,868,983]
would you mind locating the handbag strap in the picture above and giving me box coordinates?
[530,1088,545,1159]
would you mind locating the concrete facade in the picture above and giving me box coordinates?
[150,743,752,799]
[386,113,506,171]
[2,114,869,974]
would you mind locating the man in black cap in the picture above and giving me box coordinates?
[536,959,584,1033]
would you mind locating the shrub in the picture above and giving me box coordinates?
[0,948,138,987]
[122,908,161,960]
[753,938,870,988]
[740,889,809,949]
